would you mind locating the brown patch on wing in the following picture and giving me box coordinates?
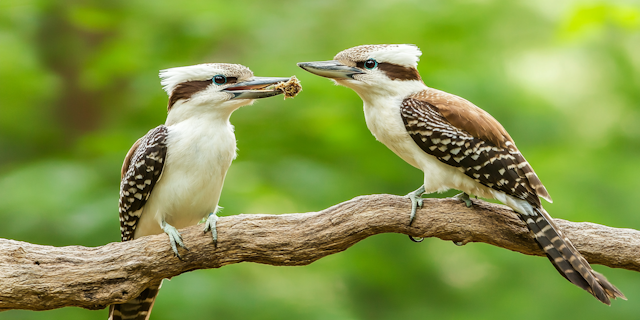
[168,80,213,111]
[411,88,513,150]
[121,138,142,179]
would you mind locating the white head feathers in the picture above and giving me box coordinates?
[334,44,422,68]
[159,63,253,95]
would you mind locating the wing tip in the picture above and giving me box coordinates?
[537,187,553,203]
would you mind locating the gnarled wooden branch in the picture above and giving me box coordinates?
[1,194,638,312]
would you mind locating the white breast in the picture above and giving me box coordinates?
[363,96,421,168]
[134,118,236,238]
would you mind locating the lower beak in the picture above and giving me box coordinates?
[223,77,292,100]
[297,61,363,79]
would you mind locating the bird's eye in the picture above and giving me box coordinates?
[364,59,378,70]
[213,75,227,85]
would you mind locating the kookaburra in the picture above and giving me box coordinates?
[109,63,293,320]
[298,44,625,304]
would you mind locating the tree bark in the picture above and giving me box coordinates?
[1,194,638,312]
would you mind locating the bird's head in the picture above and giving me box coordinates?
[160,63,291,123]
[298,44,424,99]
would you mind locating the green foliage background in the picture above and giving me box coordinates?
[1,0,640,319]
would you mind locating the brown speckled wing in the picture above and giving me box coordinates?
[118,126,168,241]
[401,93,550,206]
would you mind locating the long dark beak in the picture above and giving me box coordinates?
[297,61,363,79]
[224,77,291,100]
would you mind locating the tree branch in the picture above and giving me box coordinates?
[1,194,638,312]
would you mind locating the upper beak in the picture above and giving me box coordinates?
[297,61,363,79]
[224,76,292,100]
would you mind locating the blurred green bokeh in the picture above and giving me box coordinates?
[1,0,639,319]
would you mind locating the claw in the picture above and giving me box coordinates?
[406,185,425,242]
[203,211,219,247]
[161,220,188,259]
[454,192,473,207]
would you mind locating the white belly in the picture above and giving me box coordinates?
[134,119,236,238]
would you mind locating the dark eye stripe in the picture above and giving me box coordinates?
[168,80,212,111]
[355,61,421,81]
[377,63,420,81]
[167,76,242,110]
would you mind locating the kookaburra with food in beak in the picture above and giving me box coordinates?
[110,63,299,320]
[298,44,624,305]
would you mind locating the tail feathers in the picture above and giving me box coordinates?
[594,270,627,301]
[109,281,162,320]
[523,207,625,305]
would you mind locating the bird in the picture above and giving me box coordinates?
[297,44,625,305]
[109,63,294,320]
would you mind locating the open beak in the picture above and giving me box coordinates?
[224,77,292,100]
[297,61,363,79]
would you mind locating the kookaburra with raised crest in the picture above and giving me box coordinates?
[109,63,295,320]
[298,44,625,304]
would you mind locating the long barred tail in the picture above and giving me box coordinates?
[522,207,625,305]
[108,281,162,320]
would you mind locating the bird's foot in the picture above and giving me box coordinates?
[406,185,425,242]
[454,192,473,208]
[203,211,219,247]
[161,220,188,259]
[406,185,426,225]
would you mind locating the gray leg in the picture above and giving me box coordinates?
[454,192,473,207]
[406,185,425,226]
[406,185,425,243]
[161,220,188,258]
[203,206,221,247]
